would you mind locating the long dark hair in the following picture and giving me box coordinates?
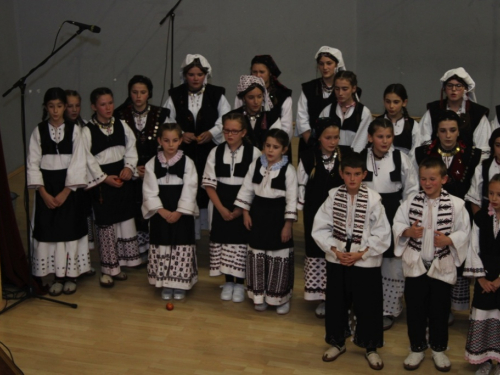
[42,87,67,121]
[383,83,411,134]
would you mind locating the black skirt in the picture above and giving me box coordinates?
[33,168,87,242]
[209,182,248,244]
[249,196,293,251]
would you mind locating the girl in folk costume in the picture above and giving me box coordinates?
[414,110,481,317]
[234,55,293,141]
[377,84,421,157]
[296,46,346,154]
[464,174,500,375]
[393,157,471,372]
[297,117,351,318]
[467,128,500,215]
[202,112,261,302]
[82,87,141,288]
[361,118,419,330]
[319,71,372,153]
[164,54,231,234]
[27,87,90,296]
[142,123,199,301]
[419,67,491,158]
[312,153,391,370]
[227,75,281,150]
[115,75,172,262]
[235,129,297,314]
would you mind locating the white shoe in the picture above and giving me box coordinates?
[173,289,186,300]
[315,302,325,318]
[161,288,173,300]
[276,302,290,315]
[254,302,268,312]
[220,282,234,301]
[322,345,346,362]
[432,350,451,372]
[232,284,245,303]
[476,361,493,375]
[365,351,384,370]
[403,351,425,370]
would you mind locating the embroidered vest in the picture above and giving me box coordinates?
[252,157,288,191]
[87,119,126,156]
[362,149,402,183]
[153,154,186,180]
[329,102,365,133]
[214,142,254,178]
[38,121,75,155]
[301,78,336,127]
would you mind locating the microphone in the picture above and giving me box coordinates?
[66,20,101,33]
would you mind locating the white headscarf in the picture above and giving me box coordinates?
[180,54,212,85]
[314,46,346,73]
[237,75,273,111]
[440,67,476,102]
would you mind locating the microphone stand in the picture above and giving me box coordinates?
[159,0,183,90]
[0,27,88,313]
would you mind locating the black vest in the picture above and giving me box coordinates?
[252,157,288,191]
[38,121,75,156]
[268,85,292,121]
[214,142,254,178]
[301,78,336,126]
[375,114,415,152]
[87,119,126,156]
[427,100,489,149]
[168,83,224,135]
[362,148,402,183]
[475,209,500,279]
[329,102,365,133]
[481,158,495,202]
[153,154,186,180]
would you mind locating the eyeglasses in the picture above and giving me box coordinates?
[223,129,243,135]
[445,83,464,90]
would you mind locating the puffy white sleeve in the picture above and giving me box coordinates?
[280,96,294,140]
[122,120,138,174]
[350,106,372,153]
[164,97,176,119]
[141,157,163,219]
[473,115,492,160]
[492,115,500,131]
[318,104,332,118]
[201,146,217,189]
[209,94,232,145]
[410,119,421,156]
[297,159,309,211]
[234,96,243,109]
[465,162,483,207]
[463,222,486,278]
[65,125,87,189]
[295,90,310,136]
[418,110,433,146]
[27,127,44,188]
[234,160,257,210]
[392,197,413,257]
[311,190,338,259]
[177,157,199,216]
[447,198,471,267]
[361,195,391,260]
[284,164,298,221]
[400,152,419,201]
[269,117,282,131]
[81,126,107,189]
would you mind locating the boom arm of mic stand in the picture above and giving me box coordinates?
[159,0,183,26]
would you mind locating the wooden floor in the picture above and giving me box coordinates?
[2,162,478,375]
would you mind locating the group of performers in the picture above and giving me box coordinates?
[25,46,500,373]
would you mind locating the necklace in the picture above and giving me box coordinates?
[321,80,333,94]
[243,108,261,122]
[132,105,150,116]
[437,145,460,157]
[93,115,114,135]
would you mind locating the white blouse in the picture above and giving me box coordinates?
[295,88,333,136]
[465,159,500,207]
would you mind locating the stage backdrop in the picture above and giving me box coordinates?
[1,0,499,173]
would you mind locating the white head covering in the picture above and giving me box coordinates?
[440,67,476,102]
[314,46,346,73]
[180,54,212,85]
[237,75,273,111]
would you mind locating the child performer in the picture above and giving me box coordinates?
[464,174,500,375]
[312,152,390,370]
[202,112,261,302]
[393,157,471,372]
[142,123,199,301]
[466,128,500,215]
[235,129,297,314]
[297,117,351,318]
[319,71,372,153]
[82,87,141,288]
[27,87,90,295]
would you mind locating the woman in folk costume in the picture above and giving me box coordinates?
[414,110,481,321]
[227,75,281,150]
[114,75,172,262]
[164,54,231,233]
[28,87,90,296]
[296,46,346,155]
[234,55,293,142]
[419,67,491,158]
[82,87,141,288]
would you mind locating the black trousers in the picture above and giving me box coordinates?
[325,262,384,348]
[404,274,451,352]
